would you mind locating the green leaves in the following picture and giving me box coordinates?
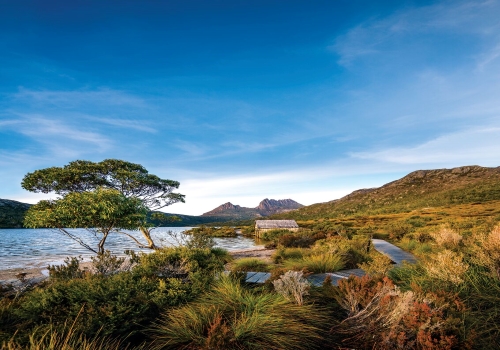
[21,159,185,210]
[25,188,147,232]
[22,159,185,253]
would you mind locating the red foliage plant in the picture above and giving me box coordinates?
[331,275,470,350]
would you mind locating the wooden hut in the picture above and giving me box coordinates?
[254,220,299,238]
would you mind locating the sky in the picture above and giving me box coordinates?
[1,0,499,215]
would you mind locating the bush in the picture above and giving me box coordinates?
[259,229,292,241]
[424,250,469,286]
[48,256,86,281]
[386,221,414,240]
[358,253,393,277]
[231,258,269,272]
[431,225,463,249]
[184,226,236,238]
[272,248,305,264]
[2,246,227,346]
[150,276,328,350]
[272,270,310,305]
[284,253,345,273]
[278,233,315,248]
[332,275,468,349]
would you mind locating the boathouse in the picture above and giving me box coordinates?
[255,220,299,238]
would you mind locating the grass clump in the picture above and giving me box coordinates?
[231,258,269,272]
[284,253,345,273]
[150,276,327,350]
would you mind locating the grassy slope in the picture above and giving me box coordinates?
[269,166,500,232]
[273,166,500,220]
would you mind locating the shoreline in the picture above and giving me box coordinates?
[0,246,275,285]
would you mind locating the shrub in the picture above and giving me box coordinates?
[386,221,414,240]
[48,256,86,281]
[332,275,467,349]
[424,250,469,286]
[90,250,126,275]
[231,258,269,272]
[259,229,292,241]
[272,247,305,263]
[3,247,226,345]
[358,253,393,277]
[272,270,310,305]
[184,226,236,238]
[284,253,345,273]
[278,233,315,248]
[150,276,327,350]
[432,226,463,249]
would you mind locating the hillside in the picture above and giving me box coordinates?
[272,165,500,221]
[202,198,303,220]
[0,199,31,228]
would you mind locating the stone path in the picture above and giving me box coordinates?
[243,239,417,286]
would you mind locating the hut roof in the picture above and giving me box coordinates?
[255,220,298,229]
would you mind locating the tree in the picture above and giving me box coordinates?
[22,159,185,250]
[24,188,147,254]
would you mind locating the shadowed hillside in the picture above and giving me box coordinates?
[272,166,500,221]
[0,199,31,228]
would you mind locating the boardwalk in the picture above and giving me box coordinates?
[243,239,417,286]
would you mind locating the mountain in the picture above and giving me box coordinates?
[0,199,31,228]
[201,198,304,220]
[271,165,500,221]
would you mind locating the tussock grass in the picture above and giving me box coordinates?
[150,276,328,350]
[283,253,345,273]
[231,258,269,272]
[272,247,305,263]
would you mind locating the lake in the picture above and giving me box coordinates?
[0,228,257,270]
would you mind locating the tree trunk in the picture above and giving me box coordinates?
[139,226,157,249]
[98,231,110,255]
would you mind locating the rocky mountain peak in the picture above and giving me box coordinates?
[202,202,242,216]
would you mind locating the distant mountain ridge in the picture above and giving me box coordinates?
[0,199,31,228]
[202,198,304,219]
[272,165,500,221]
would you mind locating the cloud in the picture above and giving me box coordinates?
[351,126,500,166]
[84,116,157,133]
[331,0,500,66]
[0,115,112,157]
[13,88,148,109]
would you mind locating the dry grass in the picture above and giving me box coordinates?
[358,253,393,277]
[424,250,469,285]
[431,225,463,248]
[472,225,500,279]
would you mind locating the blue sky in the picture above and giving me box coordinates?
[1,0,499,215]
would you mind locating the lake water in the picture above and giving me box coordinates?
[0,228,257,270]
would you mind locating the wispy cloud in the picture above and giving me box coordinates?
[84,116,157,133]
[0,115,112,156]
[13,88,148,109]
[351,126,500,166]
[331,0,500,66]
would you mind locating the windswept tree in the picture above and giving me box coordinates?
[22,159,185,251]
[24,188,147,254]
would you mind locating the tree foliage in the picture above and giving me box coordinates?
[21,159,185,210]
[22,159,185,251]
[24,188,147,254]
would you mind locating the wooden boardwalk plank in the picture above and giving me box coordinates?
[240,239,416,285]
[372,239,417,265]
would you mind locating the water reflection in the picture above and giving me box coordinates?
[0,228,257,270]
